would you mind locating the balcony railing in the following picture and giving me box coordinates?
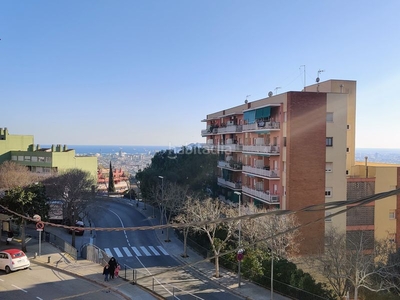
[242,165,279,178]
[242,186,280,203]
[217,125,242,134]
[242,145,280,154]
[242,121,280,131]
[218,160,243,170]
[217,177,242,189]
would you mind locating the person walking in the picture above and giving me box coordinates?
[103,264,110,281]
[108,257,118,279]
[114,263,120,278]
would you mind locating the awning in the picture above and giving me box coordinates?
[244,110,256,124]
[255,106,271,119]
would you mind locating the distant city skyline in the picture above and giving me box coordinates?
[1,1,400,148]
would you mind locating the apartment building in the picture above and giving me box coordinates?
[347,161,400,250]
[0,128,97,178]
[201,79,356,254]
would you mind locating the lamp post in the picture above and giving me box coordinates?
[158,176,164,226]
[234,191,242,288]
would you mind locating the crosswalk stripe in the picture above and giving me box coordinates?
[157,246,168,255]
[104,248,113,257]
[140,246,151,256]
[123,247,133,257]
[149,246,160,256]
[132,247,142,256]
[114,247,123,257]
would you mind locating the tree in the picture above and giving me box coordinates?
[309,227,400,300]
[0,161,38,190]
[0,183,48,252]
[43,169,96,248]
[108,161,115,193]
[174,196,197,257]
[189,197,238,277]
[240,206,300,258]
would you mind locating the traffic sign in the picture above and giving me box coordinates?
[36,221,44,230]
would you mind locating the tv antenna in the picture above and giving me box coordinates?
[274,87,281,95]
[316,69,325,92]
[300,65,306,91]
[245,95,251,103]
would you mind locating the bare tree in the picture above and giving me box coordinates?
[310,227,400,300]
[174,196,197,257]
[43,169,96,247]
[0,161,38,190]
[190,197,238,277]
[158,182,188,242]
[240,206,300,258]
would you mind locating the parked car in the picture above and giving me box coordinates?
[0,249,30,274]
[68,220,85,236]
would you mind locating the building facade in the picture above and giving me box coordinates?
[0,128,97,178]
[201,79,356,254]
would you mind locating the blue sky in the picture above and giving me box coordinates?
[1,1,399,148]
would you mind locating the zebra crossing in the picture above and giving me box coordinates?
[104,245,169,258]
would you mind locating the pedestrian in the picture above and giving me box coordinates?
[6,231,13,245]
[114,263,121,278]
[108,257,118,279]
[103,264,110,281]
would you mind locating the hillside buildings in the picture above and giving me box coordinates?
[201,79,400,254]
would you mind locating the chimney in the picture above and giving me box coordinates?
[51,145,55,152]
[63,145,68,151]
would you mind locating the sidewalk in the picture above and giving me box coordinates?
[0,237,161,300]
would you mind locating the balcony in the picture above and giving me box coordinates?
[242,165,279,178]
[242,186,280,204]
[242,145,280,154]
[219,143,243,152]
[218,160,243,171]
[242,121,280,132]
[217,124,243,134]
[217,177,242,190]
[201,128,218,137]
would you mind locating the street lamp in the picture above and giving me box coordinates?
[234,191,242,288]
[158,176,164,226]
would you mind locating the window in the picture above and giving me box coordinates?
[325,212,332,222]
[346,147,349,152]
[325,188,333,197]
[347,124,350,129]
[389,210,396,219]
[346,170,349,175]
[283,137,286,147]
[326,112,333,122]
[326,137,333,147]
[325,162,333,172]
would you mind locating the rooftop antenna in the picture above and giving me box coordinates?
[268,91,273,97]
[245,95,251,103]
[300,65,306,91]
[274,87,281,95]
[316,69,325,92]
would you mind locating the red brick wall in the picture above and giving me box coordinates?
[286,92,327,255]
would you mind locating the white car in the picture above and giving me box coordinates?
[0,249,30,273]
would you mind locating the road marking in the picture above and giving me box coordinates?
[122,247,133,257]
[157,246,169,255]
[12,284,27,292]
[149,246,160,256]
[132,247,142,256]
[114,247,123,257]
[140,246,151,256]
[104,248,113,257]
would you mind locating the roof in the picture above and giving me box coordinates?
[1,248,25,255]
